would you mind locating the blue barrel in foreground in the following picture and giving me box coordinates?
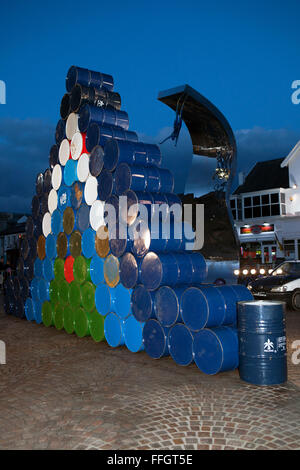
[143,319,170,359]
[181,286,226,331]
[193,326,239,375]
[131,285,155,322]
[154,286,185,327]
[124,315,145,352]
[104,312,125,347]
[238,300,287,386]
[168,323,194,366]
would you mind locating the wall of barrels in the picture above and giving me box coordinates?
[3,65,256,377]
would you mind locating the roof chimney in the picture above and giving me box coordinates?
[238,171,245,186]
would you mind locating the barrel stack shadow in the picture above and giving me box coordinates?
[3,66,255,377]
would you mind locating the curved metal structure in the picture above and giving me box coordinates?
[158,84,239,282]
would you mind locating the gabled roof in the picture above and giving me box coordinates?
[234,158,289,195]
[281,139,300,167]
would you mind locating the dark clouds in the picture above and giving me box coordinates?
[0,118,299,214]
[0,118,54,213]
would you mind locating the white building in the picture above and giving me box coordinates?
[230,140,300,266]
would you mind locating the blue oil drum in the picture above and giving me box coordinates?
[181,286,226,331]
[143,319,170,359]
[33,214,43,240]
[238,300,287,386]
[104,194,120,226]
[28,237,37,259]
[86,122,112,152]
[45,233,57,259]
[110,284,132,319]
[82,227,96,259]
[154,286,185,327]
[168,323,194,366]
[230,284,254,302]
[145,167,161,193]
[158,168,174,193]
[114,166,173,194]
[33,299,43,324]
[57,185,71,212]
[97,169,114,201]
[66,66,91,91]
[90,255,105,285]
[131,285,156,322]
[119,253,142,289]
[38,278,50,303]
[79,104,129,133]
[104,312,125,347]
[25,297,35,321]
[15,296,25,319]
[51,208,63,235]
[215,285,239,325]
[63,159,78,187]
[49,144,59,170]
[131,223,166,258]
[31,195,40,219]
[193,326,239,375]
[43,257,54,282]
[55,119,66,146]
[109,223,132,258]
[71,181,84,210]
[75,203,90,233]
[119,190,154,226]
[24,256,34,281]
[124,315,145,352]
[140,253,178,291]
[43,169,52,193]
[40,192,49,216]
[89,69,114,91]
[34,258,43,278]
[104,140,160,171]
[95,283,111,316]
[89,145,104,177]
[31,277,40,302]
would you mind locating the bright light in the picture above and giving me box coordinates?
[250,269,256,275]
[263,223,269,226]
[268,269,273,274]
[242,269,248,275]
[259,268,265,275]
[277,268,283,275]
[293,184,297,189]
[234,269,240,276]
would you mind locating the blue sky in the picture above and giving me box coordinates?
[0,0,300,211]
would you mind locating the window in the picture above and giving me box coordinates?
[243,192,285,219]
[284,240,295,260]
[230,198,242,220]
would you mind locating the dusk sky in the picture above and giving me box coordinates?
[1,0,300,212]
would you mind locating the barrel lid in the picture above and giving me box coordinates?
[89,145,104,176]
[131,285,153,322]
[80,281,95,312]
[49,144,59,169]
[63,159,77,186]
[33,300,43,324]
[49,278,60,304]
[124,315,144,352]
[70,83,83,112]
[98,169,113,201]
[155,286,182,327]
[51,209,63,235]
[115,162,132,195]
[58,279,69,304]
[43,169,52,193]
[40,192,49,216]
[66,113,79,140]
[68,280,81,308]
[89,310,105,342]
[119,253,139,289]
[37,234,46,260]
[63,304,75,334]
[78,104,91,133]
[63,207,75,235]
[73,255,90,284]
[59,139,70,166]
[143,319,168,359]
[51,164,62,191]
[168,323,194,366]
[193,329,227,375]
[71,132,85,160]
[82,227,96,259]
[104,194,119,226]
[25,297,35,321]
[76,202,90,233]
[112,284,132,318]
[90,255,104,285]
[95,283,111,315]
[45,233,57,259]
[57,185,71,211]
[43,257,54,282]
[34,258,43,277]
[89,200,105,231]
[74,306,90,337]
[54,257,65,281]
[104,254,120,287]
[84,175,98,206]
[54,303,64,330]
[60,93,71,120]
[36,173,44,196]
[109,224,129,258]
[95,225,110,258]
[56,232,68,259]
[103,139,119,171]
[119,189,139,226]
[42,212,52,238]
[64,255,75,283]
[66,66,87,93]
[38,278,50,303]
[48,189,58,214]
[69,230,82,258]
[140,252,164,291]
[86,122,100,153]
[55,119,66,145]
[131,224,151,258]
[104,312,124,347]
[77,153,90,182]
[181,287,208,331]
[71,181,84,210]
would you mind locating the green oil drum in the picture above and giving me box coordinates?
[42,301,54,327]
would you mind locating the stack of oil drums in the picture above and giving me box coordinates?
[3,65,254,376]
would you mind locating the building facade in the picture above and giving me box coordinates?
[230,140,300,267]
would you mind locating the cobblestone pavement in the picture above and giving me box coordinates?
[0,298,300,450]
